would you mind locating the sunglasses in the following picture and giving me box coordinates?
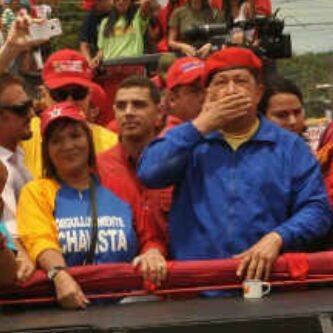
[49,86,89,102]
[0,99,33,116]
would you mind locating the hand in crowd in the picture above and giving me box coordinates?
[16,249,35,283]
[132,248,167,286]
[235,232,283,281]
[196,43,212,59]
[90,55,102,68]
[54,270,90,310]
[192,89,252,134]
[6,14,48,51]
[181,44,197,57]
[136,0,152,15]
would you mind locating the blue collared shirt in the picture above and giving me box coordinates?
[138,117,333,260]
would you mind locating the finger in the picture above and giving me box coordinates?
[254,258,265,280]
[140,258,149,280]
[132,255,142,269]
[236,255,251,277]
[264,260,273,281]
[76,292,90,309]
[147,259,158,284]
[157,261,167,284]
[246,256,259,280]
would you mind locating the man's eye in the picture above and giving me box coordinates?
[115,101,127,110]
[132,100,147,109]
[275,112,289,119]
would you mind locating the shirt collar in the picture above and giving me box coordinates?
[205,116,278,144]
[0,146,25,162]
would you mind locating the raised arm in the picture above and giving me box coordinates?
[138,122,203,188]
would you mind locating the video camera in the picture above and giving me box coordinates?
[183,10,292,59]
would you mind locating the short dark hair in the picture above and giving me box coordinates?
[42,119,96,179]
[259,76,304,115]
[117,75,161,104]
[0,73,23,100]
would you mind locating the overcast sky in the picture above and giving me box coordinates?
[273,0,333,54]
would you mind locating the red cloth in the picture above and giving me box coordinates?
[97,144,172,256]
[5,251,333,300]
[106,119,120,133]
[284,253,309,280]
[209,0,272,16]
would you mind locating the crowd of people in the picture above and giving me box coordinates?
[0,0,333,312]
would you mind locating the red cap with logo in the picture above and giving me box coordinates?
[42,49,94,90]
[41,101,87,136]
[204,47,262,86]
[166,57,205,90]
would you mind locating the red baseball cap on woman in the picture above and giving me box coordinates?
[41,101,87,136]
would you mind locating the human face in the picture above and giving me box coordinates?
[208,68,263,121]
[266,93,305,135]
[169,80,204,121]
[114,87,159,140]
[0,84,33,150]
[47,123,90,178]
[47,84,91,117]
[114,0,131,14]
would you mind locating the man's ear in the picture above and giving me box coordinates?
[167,90,177,111]
[155,102,167,132]
[87,106,100,123]
[255,83,264,106]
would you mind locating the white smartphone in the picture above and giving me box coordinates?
[29,18,62,40]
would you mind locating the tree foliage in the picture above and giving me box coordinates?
[277,52,333,117]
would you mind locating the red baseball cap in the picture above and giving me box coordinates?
[43,49,94,90]
[41,101,87,136]
[166,57,205,90]
[204,47,262,86]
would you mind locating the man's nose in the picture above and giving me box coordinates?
[288,113,297,125]
[124,102,135,115]
[226,80,236,94]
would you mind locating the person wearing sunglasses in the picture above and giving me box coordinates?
[259,76,306,137]
[0,160,17,287]
[20,49,118,179]
[18,101,167,309]
[0,73,36,283]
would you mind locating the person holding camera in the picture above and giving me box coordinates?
[168,0,224,58]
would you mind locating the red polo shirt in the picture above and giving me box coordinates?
[97,144,171,256]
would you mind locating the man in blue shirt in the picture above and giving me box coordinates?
[138,47,333,281]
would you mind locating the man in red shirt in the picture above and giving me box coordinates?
[163,57,205,133]
[97,76,171,282]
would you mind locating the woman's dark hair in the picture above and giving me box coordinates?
[222,0,247,28]
[42,119,96,179]
[259,75,304,115]
[103,1,138,37]
[188,0,211,10]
